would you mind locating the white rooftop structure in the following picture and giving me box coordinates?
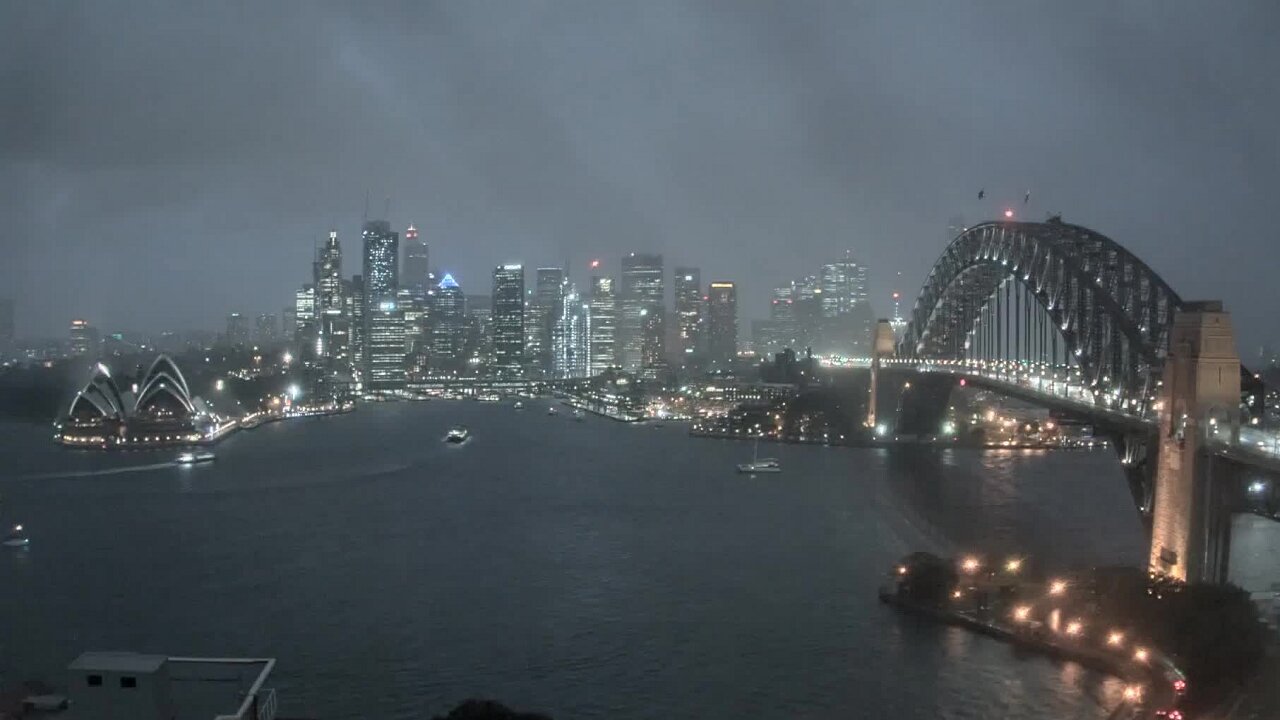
[65,651,277,720]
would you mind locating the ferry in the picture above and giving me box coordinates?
[176,451,216,465]
[3,524,29,548]
[513,401,526,411]
[445,425,471,443]
[547,406,558,416]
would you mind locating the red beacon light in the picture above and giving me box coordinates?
[1004,209,1015,219]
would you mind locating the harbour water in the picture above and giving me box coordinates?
[0,401,1147,719]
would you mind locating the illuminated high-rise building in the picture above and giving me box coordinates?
[361,220,400,385]
[619,253,663,372]
[491,264,525,375]
[817,253,872,355]
[402,225,430,293]
[347,275,364,369]
[673,267,702,362]
[705,282,738,366]
[254,313,277,343]
[69,319,99,358]
[225,313,249,346]
[587,276,617,377]
[553,282,588,379]
[531,268,565,373]
[294,284,315,350]
[430,273,467,372]
[313,230,349,366]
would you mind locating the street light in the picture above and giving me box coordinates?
[1106,631,1125,647]
[1048,579,1068,596]
[1012,606,1031,622]
[1065,620,1083,637]
[961,556,981,573]
[1133,648,1149,663]
[1005,557,1023,573]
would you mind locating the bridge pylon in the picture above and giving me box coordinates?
[1149,301,1241,584]
[867,319,898,430]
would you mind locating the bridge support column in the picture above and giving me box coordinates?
[867,319,897,430]
[1149,302,1241,584]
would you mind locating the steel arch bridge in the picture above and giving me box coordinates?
[897,218,1183,419]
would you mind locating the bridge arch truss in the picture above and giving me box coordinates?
[898,220,1182,418]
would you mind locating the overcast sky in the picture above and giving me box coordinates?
[2,1,1277,353]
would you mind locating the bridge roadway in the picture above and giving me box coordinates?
[818,354,1280,467]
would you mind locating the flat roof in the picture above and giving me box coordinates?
[70,652,167,674]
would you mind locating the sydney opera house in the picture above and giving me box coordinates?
[55,355,217,448]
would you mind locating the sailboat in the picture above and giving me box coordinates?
[737,439,781,474]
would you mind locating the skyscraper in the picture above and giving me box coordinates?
[255,313,278,344]
[431,273,467,372]
[294,284,316,356]
[69,319,99,358]
[361,220,401,388]
[532,267,565,373]
[348,275,364,369]
[315,231,349,367]
[491,264,525,375]
[587,276,617,377]
[673,267,703,362]
[705,282,738,366]
[817,253,872,355]
[552,283,589,379]
[402,224,430,293]
[225,313,249,346]
[619,253,663,372]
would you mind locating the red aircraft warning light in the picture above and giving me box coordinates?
[1004,209,1015,219]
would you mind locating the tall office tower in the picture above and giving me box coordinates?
[430,274,467,372]
[673,267,703,363]
[254,313,277,343]
[316,231,344,313]
[753,282,798,357]
[398,286,428,378]
[68,319,99,358]
[817,253,872,355]
[294,284,316,351]
[347,276,364,370]
[361,220,400,380]
[619,253,663,372]
[402,224,430,292]
[282,307,296,342]
[491,264,525,375]
[705,282,738,367]
[366,298,406,391]
[793,274,823,352]
[552,283,588,379]
[0,297,13,349]
[532,267,565,373]
[586,276,617,376]
[225,313,250,346]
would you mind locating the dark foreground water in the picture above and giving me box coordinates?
[0,402,1147,719]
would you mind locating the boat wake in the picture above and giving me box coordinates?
[15,462,177,481]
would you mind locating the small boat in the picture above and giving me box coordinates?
[572,409,586,422]
[513,401,526,411]
[547,406,558,416]
[445,425,470,443]
[737,440,781,474]
[176,451,216,465]
[3,524,29,548]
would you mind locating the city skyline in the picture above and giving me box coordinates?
[4,3,1279,354]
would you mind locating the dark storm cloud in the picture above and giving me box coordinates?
[2,1,1278,352]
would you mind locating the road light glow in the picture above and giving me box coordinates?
[1107,631,1125,646]
[1133,647,1149,663]
[1122,685,1142,702]
[1005,558,1023,573]
[1013,606,1031,622]
[961,556,981,573]
[1064,621,1083,636]
[1048,579,1068,596]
